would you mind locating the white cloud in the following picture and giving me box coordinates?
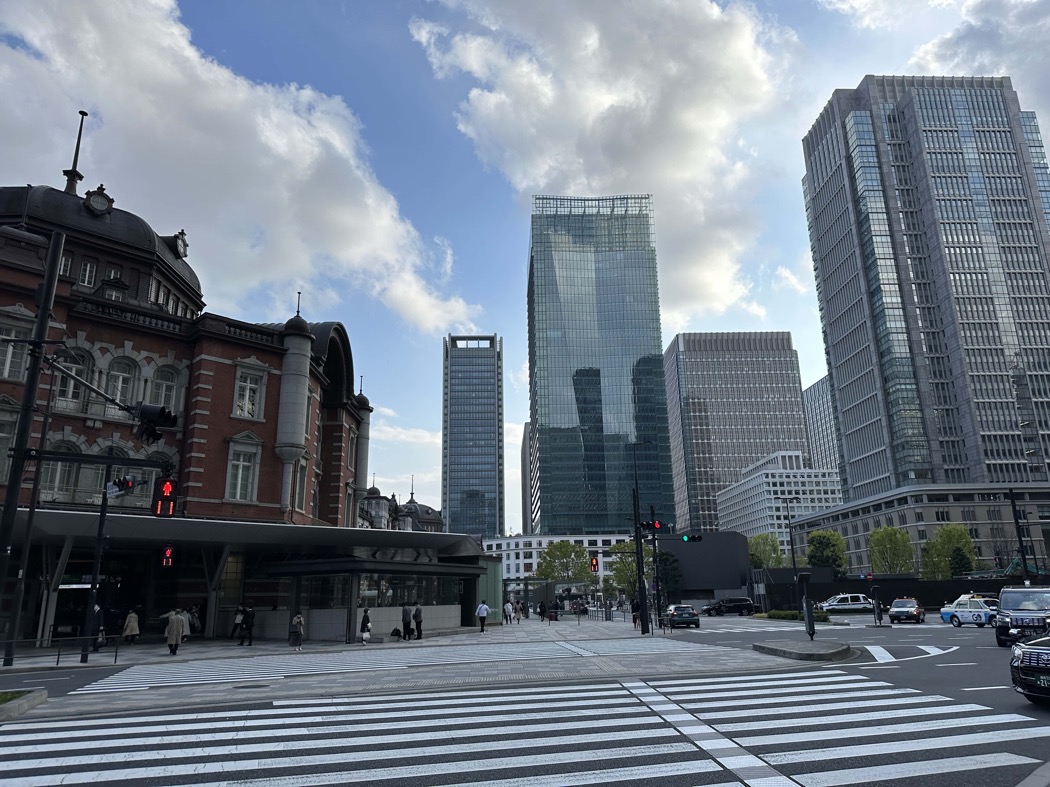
[0,0,479,333]
[775,263,810,296]
[369,424,442,446]
[818,0,961,29]
[411,0,803,328]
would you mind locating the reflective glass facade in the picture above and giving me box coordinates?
[527,195,674,534]
[442,335,504,540]
[664,332,810,532]
[803,75,1050,500]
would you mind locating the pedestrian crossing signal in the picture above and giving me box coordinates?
[590,556,599,573]
[162,545,174,567]
[152,476,177,517]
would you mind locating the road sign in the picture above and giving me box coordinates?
[866,572,873,582]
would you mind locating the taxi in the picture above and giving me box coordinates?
[939,594,998,627]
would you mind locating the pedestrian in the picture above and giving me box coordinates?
[632,599,640,628]
[476,599,490,634]
[360,608,371,646]
[289,611,305,651]
[179,607,192,642]
[89,604,106,652]
[122,609,140,644]
[401,601,413,641]
[165,608,185,655]
[538,600,547,621]
[412,603,423,641]
[514,601,522,624]
[238,605,255,646]
[230,604,246,639]
[504,600,513,625]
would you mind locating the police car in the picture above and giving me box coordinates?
[939,594,998,627]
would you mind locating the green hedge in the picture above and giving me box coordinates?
[760,610,832,623]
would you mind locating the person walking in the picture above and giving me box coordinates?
[89,604,106,652]
[514,601,522,624]
[122,609,140,644]
[165,608,185,655]
[503,600,513,625]
[360,608,371,646]
[289,611,305,651]
[230,604,246,639]
[631,599,640,629]
[538,600,547,621]
[238,605,255,646]
[179,607,192,643]
[401,601,413,641]
[412,603,423,641]
[475,600,490,634]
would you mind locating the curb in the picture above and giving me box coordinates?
[751,641,853,661]
[0,689,47,721]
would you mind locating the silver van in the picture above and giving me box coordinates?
[816,593,875,613]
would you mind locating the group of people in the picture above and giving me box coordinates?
[502,599,525,625]
[230,604,257,645]
[399,601,424,641]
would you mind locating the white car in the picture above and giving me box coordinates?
[816,593,875,613]
[939,595,997,627]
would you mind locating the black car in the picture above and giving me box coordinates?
[994,585,1050,647]
[1010,631,1050,705]
[700,597,755,616]
[665,605,700,628]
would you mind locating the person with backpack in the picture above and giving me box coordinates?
[475,600,490,634]
[289,611,305,651]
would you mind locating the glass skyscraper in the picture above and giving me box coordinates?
[803,75,1050,501]
[664,332,810,532]
[442,334,504,540]
[527,195,674,535]
[803,375,841,472]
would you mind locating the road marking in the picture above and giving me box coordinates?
[858,665,899,669]
[794,753,1039,786]
[961,685,1010,691]
[935,662,978,667]
[864,645,895,662]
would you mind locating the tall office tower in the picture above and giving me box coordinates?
[803,376,841,471]
[442,335,505,540]
[520,422,534,534]
[527,195,674,535]
[803,75,1050,501]
[664,332,810,532]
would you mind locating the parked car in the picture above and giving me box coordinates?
[700,597,756,616]
[815,594,875,613]
[1009,628,1050,705]
[887,597,925,624]
[939,594,997,627]
[995,585,1050,647]
[665,604,700,628]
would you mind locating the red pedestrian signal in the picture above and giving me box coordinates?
[590,556,599,573]
[162,545,174,567]
[152,476,177,517]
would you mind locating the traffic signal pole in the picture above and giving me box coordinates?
[632,486,650,635]
[80,450,113,664]
[650,507,663,624]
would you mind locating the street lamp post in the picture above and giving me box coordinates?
[1008,489,1032,584]
[775,495,802,614]
[631,441,653,636]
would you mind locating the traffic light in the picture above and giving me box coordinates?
[638,521,653,532]
[652,520,663,532]
[113,476,134,493]
[134,402,178,445]
[590,555,599,573]
[681,533,703,543]
[152,476,177,517]
[162,544,174,567]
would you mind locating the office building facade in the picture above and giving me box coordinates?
[803,75,1050,501]
[442,334,504,540]
[527,195,674,534]
[664,332,810,532]
[803,375,841,471]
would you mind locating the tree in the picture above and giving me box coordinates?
[949,545,974,576]
[749,533,784,569]
[606,540,654,601]
[534,541,592,586]
[807,530,847,580]
[868,527,914,575]
[920,524,977,580]
[655,550,682,606]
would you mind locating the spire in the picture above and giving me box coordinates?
[296,290,302,317]
[63,110,89,195]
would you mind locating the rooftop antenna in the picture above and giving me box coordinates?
[358,375,363,395]
[63,110,89,195]
[410,475,415,499]
[295,291,302,317]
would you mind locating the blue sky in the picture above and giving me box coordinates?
[4,0,1050,534]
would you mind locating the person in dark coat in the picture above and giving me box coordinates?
[89,604,106,651]
[230,604,246,639]
[412,603,423,641]
[238,605,255,646]
[289,611,304,651]
[360,608,371,645]
[538,601,547,621]
[401,602,413,641]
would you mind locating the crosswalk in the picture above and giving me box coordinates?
[3,669,1046,786]
[69,638,735,694]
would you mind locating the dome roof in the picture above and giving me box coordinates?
[282,314,311,335]
[0,184,201,296]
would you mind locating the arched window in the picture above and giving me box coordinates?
[39,443,80,503]
[105,358,138,418]
[149,367,178,409]
[55,352,92,413]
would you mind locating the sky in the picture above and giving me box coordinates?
[3,0,1050,535]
